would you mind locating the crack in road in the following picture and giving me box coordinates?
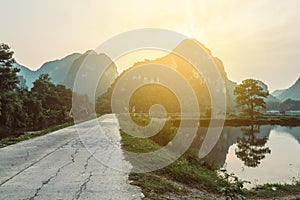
[73,171,93,200]
[26,145,81,200]
[0,138,75,187]
[0,115,142,200]
[72,150,96,200]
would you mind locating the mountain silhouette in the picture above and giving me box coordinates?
[14,52,118,100]
[14,53,81,89]
[272,77,300,102]
[64,51,118,101]
[257,80,279,102]
[97,38,238,114]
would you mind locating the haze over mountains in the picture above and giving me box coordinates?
[15,51,118,100]
[15,53,81,89]
[272,77,300,102]
[97,39,247,114]
[14,38,300,107]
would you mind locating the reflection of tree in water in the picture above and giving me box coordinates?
[235,125,271,168]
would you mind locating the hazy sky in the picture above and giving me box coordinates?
[1,0,300,92]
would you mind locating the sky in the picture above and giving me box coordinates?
[1,0,300,92]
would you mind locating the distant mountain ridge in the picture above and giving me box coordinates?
[15,53,81,89]
[64,51,118,101]
[272,77,300,102]
[14,52,118,99]
[13,42,299,108]
[257,80,279,102]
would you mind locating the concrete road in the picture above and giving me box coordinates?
[0,114,143,200]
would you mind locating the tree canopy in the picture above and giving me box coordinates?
[0,43,93,138]
[0,43,19,92]
[0,43,21,127]
[234,79,269,120]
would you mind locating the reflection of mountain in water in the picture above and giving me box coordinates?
[273,126,300,145]
[191,125,274,169]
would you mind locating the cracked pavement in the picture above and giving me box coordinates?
[0,114,143,200]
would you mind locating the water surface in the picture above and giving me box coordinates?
[196,125,300,188]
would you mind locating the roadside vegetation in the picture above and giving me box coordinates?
[246,183,300,199]
[0,43,93,141]
[167,114,300,127]
[0,121,74,148]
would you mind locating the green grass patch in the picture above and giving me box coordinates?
[120,122,230,199]
[245,183,300,199]
[0,121,74,148]
[157,157,225,193]
[129,173,188,199]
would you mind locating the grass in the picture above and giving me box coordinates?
[129,173,188,199]
[0,114,99,148]
[0,121,74,148]
[120,120,230,199]
[205,115,300,127]
[226,115,300,126]
[128,113,300,127]
[246,183,300,199]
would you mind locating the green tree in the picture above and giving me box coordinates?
[31,74,73,127]
[234,79,269,120]
[0,43,19,92]
[0,43,24,127]
[0,44,86,136]
[18,88,43,127]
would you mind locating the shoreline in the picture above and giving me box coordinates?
[2,115,300,148]
[167,115,300,127]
